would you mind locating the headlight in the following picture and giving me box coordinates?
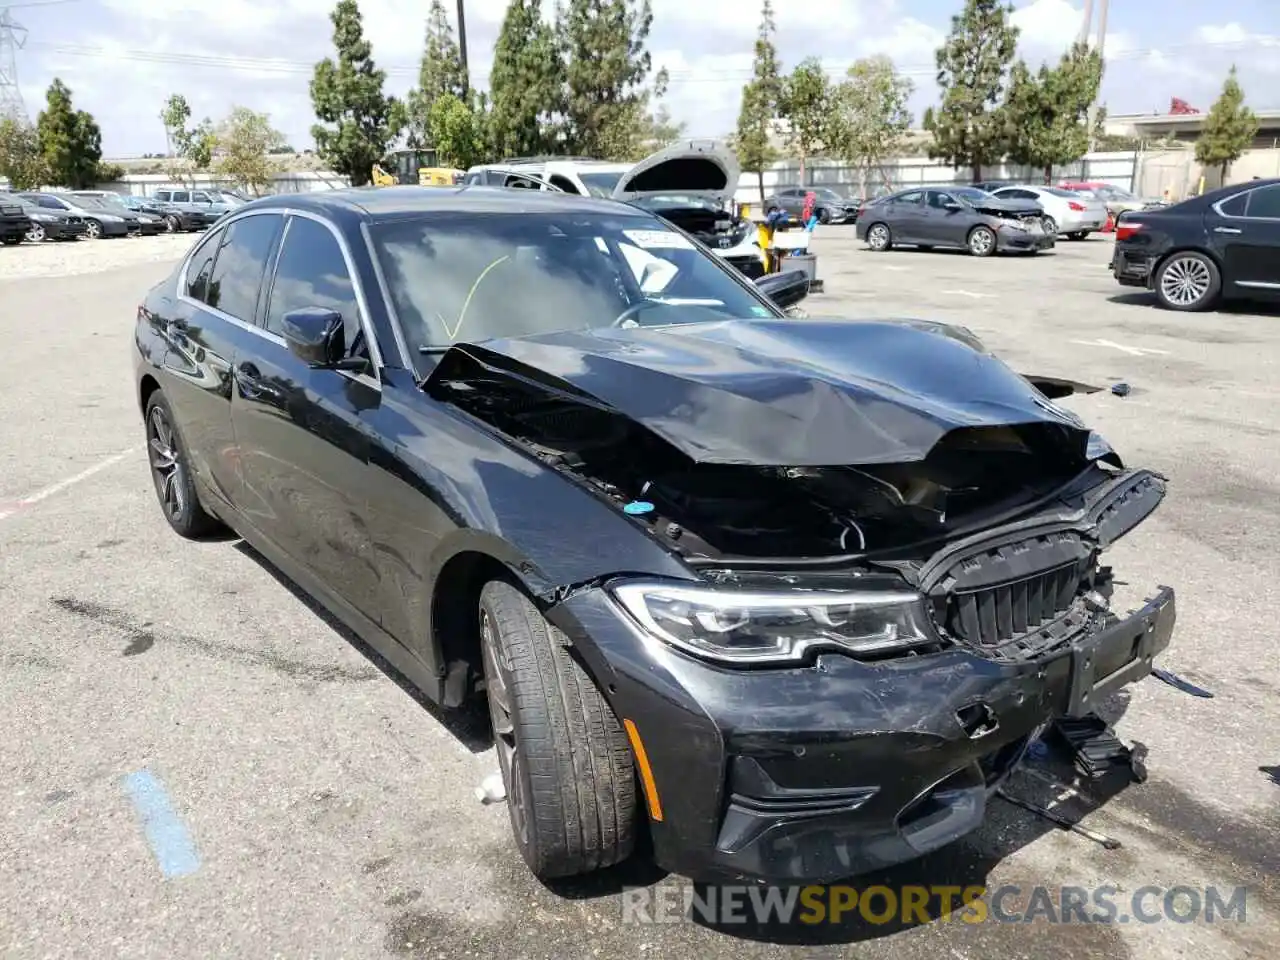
[1002,219,1028,230]
[611,581,935,664]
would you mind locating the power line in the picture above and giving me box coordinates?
[1,0,82,121]
[23,35,1280,88]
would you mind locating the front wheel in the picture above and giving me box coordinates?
[1068,231,1089,241]
[865,223,892,251]
[1154,252,1221,312]
[817,207,832,225]
[164,214,180,233]
[24,223,46,242]
[83,219,102,240]
[144,391,223,538]
[967,225,997,257]
[478,580,637,880]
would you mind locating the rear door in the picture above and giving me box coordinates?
[1215,184,1280,295]
[163,212,284,511]
[229,212,384,622]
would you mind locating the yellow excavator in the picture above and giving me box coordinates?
[372,149,463,187]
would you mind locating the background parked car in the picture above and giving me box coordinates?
[763,186,861,223]
[856,186,1053,256]
[1,194,32,245]
[17,192,138,239]
[14,197,87,242]
[115,194,206,232]
[989,184,1108,239]
[152,187,233,225]
[1060,181,1165,216]
[71,192,165,235]
[1111,177,1280,311]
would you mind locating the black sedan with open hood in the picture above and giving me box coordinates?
[132,186,1175,885]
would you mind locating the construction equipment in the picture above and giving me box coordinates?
[371,164,396,187]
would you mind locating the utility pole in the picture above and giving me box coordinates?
[1078,0,1094,45]
[1085,0,1110,151]
[0,7,29,123]
[456,0,469,96]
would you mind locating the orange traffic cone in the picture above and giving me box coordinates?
[1102,211,1116,233]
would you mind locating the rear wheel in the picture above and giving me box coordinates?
[478,580,637,879]
[164,214,180,233]
[144,391,222,539]
[865,223,892,251]
[24,223,46,242]
[1069,230,1089,240]
[1154,252,1221,312]
[1,236,20,245]
[1041,216,1058,235]
[967,225,996,257]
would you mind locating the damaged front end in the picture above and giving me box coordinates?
[425,318,1175,883]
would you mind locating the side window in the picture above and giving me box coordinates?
[1002,189,1033,199]
[463,172,483,186]
[40,196,63,209]
[185,228,225,304]
[548,174,579,194]
[155,191,170,202]
[266,216,363,358]
[896,191,923,205]
[1245,185,1280,219]
[203,214,284,320]
[191,191,212,203]
[173,191,190,203]
[1217,193,1248,217]
[927,191,954,208]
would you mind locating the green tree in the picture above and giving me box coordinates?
[0,118,48,189]
[1003,42,1102,183]
[406,0,470,148]
[734,0,782,203]
[779,57,832,183]
[488,0,563,158]
[832,55,913,198]
[925,0,1019,182]
[558,0,662,159]
[215,106,287,195]
[428,92,487,168]
[35,79,102,188]
[310,0,402,186]
[160,94,216,181]
[1195,66,1258,183]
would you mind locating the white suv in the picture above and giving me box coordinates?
[463,142,765,278]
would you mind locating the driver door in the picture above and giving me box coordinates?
[921,190,966,244]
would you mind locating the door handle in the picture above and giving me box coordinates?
[1213,226,1242,234]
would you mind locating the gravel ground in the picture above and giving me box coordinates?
[0,233,197,280]
[0,230,1276,959]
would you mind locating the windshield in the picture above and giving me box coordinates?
[814,188,843,200]
[72,196,110,210]
[371,211,780,370]
[951,186,992,201]
[1097,185,1135,200]
[578,171,625,198]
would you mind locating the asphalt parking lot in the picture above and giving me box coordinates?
[2,229,1277,959]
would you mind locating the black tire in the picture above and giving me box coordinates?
[83,219,102,240]
[865,222,892,251]
[1154,251,1221,312]
[967,225,997,257]
[478,580,636,880]
[144,390,222,539]
[1041,215,1057,236]
[817,207,832,225]
[24,222,46,242]
[1,236,21,245]
[164,214,180,233]
[1068,231,1089,240]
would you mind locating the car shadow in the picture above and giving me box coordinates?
[230,539,494,754]
[1108,292,1280,316]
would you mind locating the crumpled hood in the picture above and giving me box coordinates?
[433,319,1091,466]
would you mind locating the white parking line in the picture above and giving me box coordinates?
[1069,338,1169,357]
[0,446,143,522]
[941,289,994,299]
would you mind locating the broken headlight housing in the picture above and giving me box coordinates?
[610,582,935,665]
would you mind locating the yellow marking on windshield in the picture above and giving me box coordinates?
[446,255,511,341]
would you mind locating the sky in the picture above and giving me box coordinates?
[8,0,1280,157]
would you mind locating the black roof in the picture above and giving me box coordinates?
[240,185,639,220]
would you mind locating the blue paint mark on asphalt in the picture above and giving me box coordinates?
[122,769,201,879]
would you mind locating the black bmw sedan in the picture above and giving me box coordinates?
[134,186,1176,884]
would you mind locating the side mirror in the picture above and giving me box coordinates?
[282,307,364,371]
[754,269,811,309]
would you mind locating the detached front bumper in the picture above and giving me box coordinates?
[996,225,1055,252]
[553,585,1175,884]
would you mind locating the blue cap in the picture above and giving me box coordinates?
[623,501,655,515]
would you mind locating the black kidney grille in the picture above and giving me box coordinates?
[948,558,1086,648]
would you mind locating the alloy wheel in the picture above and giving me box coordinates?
[867,224,889,250]
[480,609,529,846]
[25,223,45,242]
[84,220,101,240]
[969,227,995,256]
[146,405,186,521]
[1159,256,1212,307]
[1042,216,1057,235]
[165,215,180,233]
